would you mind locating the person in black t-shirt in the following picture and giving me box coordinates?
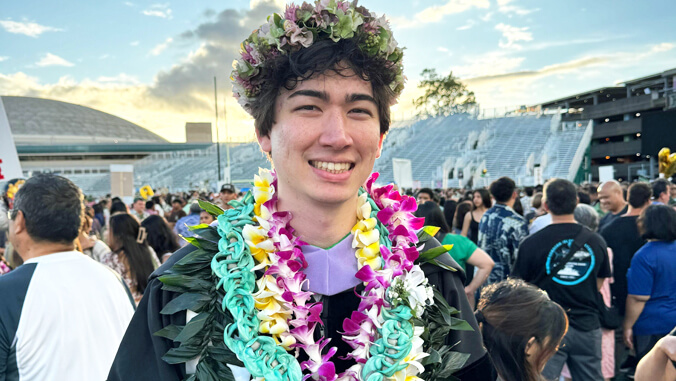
[598,180,628,231]
[600,182,651,316]
[513,178,611,381]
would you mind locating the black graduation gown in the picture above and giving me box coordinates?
[107,240,494,381]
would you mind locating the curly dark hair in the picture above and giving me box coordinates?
[250,38,396,138]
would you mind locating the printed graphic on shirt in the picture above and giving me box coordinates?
[545,239,596,286]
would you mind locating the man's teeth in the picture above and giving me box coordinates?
[310,161,352,173]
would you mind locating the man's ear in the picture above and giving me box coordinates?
[376,133,385,159]
[543,200,550,213]
[256,128,272,155]
[13,210,27,236]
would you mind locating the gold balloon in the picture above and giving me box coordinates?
[139,185,154,200]
[658,147,676,177]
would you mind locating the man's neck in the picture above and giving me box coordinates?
[276,192,358,249]
[19,241,76,262]
[497,199,515,209]
[624,205,645,217]
[550,214,576,224]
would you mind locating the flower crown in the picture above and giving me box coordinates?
[231,0,405,114]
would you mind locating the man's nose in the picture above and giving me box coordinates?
[318,108,353,149]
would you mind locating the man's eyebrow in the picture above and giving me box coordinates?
[346,93,377,105]
[287,89,328,101]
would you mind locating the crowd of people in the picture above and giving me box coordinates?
[1,1,675,380]
[407,176,676,380]
[2,171,673,380]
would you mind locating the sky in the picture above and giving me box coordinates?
[1,0,675,143]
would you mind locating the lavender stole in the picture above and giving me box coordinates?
[301,234,361,296]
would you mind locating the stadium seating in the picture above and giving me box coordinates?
[64,113,592,195]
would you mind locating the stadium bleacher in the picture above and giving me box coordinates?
[66,113,591,195]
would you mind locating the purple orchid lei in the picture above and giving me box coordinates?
[241,169,428,381]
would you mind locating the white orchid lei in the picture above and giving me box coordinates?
[211,168,432,380]
[157,169,472,381]
[231,0,405,114]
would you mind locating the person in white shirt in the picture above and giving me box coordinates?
[1,174,134,381]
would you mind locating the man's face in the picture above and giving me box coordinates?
[133,200,144,212]
[172,202,181,211]
[597,187,622,212]
[417,192,432,205]
[670,185,676,199]
[220,191,236,204]
[257,70,383,207]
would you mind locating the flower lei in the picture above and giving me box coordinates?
[231,0,405,114]
[156,169,472,381]
[209,168,434,381]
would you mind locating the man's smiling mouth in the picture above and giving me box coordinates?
[309,160,354,174]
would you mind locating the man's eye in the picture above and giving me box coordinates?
[296,105,318,111]
[350,108,373,116]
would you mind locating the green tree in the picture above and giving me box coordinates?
[413,68,476,117]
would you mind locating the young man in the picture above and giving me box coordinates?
[0,174,134,380]
[477,176,528,285]
[415,187,436,205]
[513,178,611,381]
[131,197,150,221]
[218,183,238,210]
[600,182,651,316]
[108,2,489,380]
[651,178,671,205]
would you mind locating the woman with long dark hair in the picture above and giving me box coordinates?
[476,279,568,381]
[141,215,180,263]
[103,213,160,304]
[453,200,473,235]
[462,189,491,244]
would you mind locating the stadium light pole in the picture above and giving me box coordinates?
[214,77,222,182]
[224,94,231,176]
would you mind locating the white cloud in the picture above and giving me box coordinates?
[437,47,449,53]
[150,37,173,56]
[456,20,475,30]
[130,40,140,46]
[0,20,62,38]
[142,3,173,19]
[99,54,110,60]
[0,56,8,62]
[495,23,532,49]
[249,0,285,10]
[124,1,136,7]
[453,51,525,78]
[391,0,489,29]
[36,53,75,67]
[652,42,674,53]
[96,73,140,85]
[497,0,539,16]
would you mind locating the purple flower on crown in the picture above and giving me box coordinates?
[285,4,299,23]
[336,1,349,12]
[363,20,379,35]
[241,43,262,66]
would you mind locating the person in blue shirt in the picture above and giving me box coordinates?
[173,202,201,245]
[624,205,676,361]
[477,176,528,285]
